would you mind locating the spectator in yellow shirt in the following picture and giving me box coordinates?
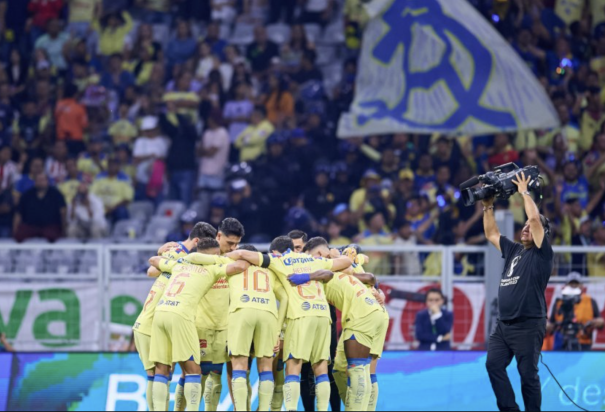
[93,10,134,57]
[109,103,138,147]
[349,169,396,229]
[59,158,83,204]
[234,106,275,162]
[67,0,103,38]
[77,138,107,179]
[163,72,200,123]
[588,225,605,276]
[90,158,133,223]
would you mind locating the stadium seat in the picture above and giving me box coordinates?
[129,201,155,223]
[230,22,255,46]
[112,219,145,241]
[155,201,186,220]
[322,63,343,97]
[320,21,345,45]
[143,216,177,242]
[266,23,291,45]
[304,24,322,44]
[316,45,336,66]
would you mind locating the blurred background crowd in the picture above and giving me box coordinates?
[0,0,603,276]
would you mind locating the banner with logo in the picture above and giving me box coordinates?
[1,352,604,411]
[381,282,605,350]
[338,0,559,137]
[0,283,101,351]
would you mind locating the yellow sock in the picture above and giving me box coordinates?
[315,375,331,412]
[344,360,369,412]
[184,375,202,412]
[173,378,185,412]
[152,375,169,412]
[203,371,223,412]
[258,371,275,411]
[333,370,348,404]
[232,370,248,411]
[283,375,300,411]
[146,377,155,411]
[361,364,372,411]
[272,365,285,411]
[368,375,379,411]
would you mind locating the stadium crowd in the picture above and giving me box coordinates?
[0,0,603,275]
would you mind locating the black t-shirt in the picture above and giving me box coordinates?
[498,236,554,321]
[18,187,66,227]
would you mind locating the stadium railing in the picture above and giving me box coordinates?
[0,243,603,351]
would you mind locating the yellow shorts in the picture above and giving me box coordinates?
[334,311,389,372]
[371,315,390,358]
[228,309,279,359]
[134,330,154,371]
[197,327,229,364]
[284,317,331,365]
[149,312,200,366]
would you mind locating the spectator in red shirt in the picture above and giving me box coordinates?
[28,0,64,39]
[489,133,519,168]
[55,83,89,156]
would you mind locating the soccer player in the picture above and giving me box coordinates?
[226,235,354,412]
[289,241,385,411]
[148,238,248,412]
[334,248,389,412]
[288,230,308,253]
[224,244,289,411]
[198,218,244,412]
[133,222,216,412]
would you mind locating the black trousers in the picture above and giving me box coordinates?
[486,318,546,412]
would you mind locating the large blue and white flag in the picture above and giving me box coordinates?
[337,0,560,137]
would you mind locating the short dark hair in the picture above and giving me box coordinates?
[197,238,220,252]
[364,211,384,225]
[219,218,245,238]
[253,105,267,117]
[303,237,329,253]
[426,288,446,303]
[64,83,78,98]
[190,222,217,240]
[238,244,258,252]
[288,230,308,243]
[270,236,294,253]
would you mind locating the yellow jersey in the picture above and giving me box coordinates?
[133,247,188,336]
[228,265,284,318]
[268,251,334,320]
[354,257,390,323]
[326,273,381,328]
[156,258,227,323]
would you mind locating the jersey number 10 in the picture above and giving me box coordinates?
[243,269,270,293]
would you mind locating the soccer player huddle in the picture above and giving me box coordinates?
[131,217,390,412]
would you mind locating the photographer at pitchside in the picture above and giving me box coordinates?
[545,272,604,352]
[482,171,554,412]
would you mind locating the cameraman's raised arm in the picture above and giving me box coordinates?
[482,197,501,252]
[513,172,545,249]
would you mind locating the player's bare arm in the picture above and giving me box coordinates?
[352,272,377,286]
[147,266,161,278]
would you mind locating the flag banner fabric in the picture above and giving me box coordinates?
[338,0,559,137]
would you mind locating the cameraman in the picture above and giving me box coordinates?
[483,172,554,412]
[547,272,604,351]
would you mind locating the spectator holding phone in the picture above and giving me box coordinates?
[415,289,454,351]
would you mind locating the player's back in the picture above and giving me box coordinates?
[326,273,382,327]
[195,256,231,330]
[228,264,281,317]
[133,247,188,335]
[268,250,334,320]
[156,259,226,322]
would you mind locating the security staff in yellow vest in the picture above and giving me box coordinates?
[547,272,604,351]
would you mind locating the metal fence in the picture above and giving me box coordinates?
[0,243,604,351]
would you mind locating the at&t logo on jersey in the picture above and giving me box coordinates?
[365,298,375,306]
[302,302,327,311]
[302,302,311,311]
[241,295,250,303]
[252,297,270,304]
